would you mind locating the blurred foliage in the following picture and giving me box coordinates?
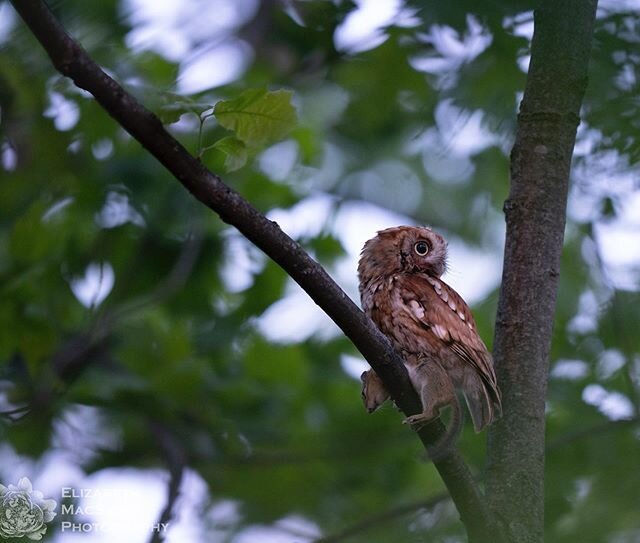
[1,0,639,542]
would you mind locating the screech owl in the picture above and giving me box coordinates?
[358,226,501,440]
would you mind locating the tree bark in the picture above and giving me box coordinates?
[11,0,496,540]
[486,1,598,542]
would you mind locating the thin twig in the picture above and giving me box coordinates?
[109,231,204,321]
[149,420,187,543]
[9,233,203,418]
[547,416,639,451]
[0,405,32,421]
[315,493,449,543]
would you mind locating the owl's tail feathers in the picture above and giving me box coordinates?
[463,373,502,433]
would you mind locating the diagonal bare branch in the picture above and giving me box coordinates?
[10,1,499,539]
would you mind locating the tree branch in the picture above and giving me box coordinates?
[486,1,598,542]
[149,420,187,543]
[3,231,202,419]
[11,0,496,540]
[314,493,448,543]
[547,417,639,452]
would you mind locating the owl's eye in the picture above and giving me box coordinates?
[414,241,429,256]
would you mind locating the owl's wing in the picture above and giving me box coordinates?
[396,273,502,431]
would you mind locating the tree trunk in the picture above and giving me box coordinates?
[486,1,598,541]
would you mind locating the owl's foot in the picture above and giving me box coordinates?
[403,412,438,429]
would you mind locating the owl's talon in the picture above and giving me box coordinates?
[403,413,438,429]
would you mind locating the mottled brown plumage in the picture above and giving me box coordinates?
[358,226,501,435]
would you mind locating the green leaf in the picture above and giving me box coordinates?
[213,88,297,147]
[157,103,196,124]
[212,136,248,172]
[292,125,321,164]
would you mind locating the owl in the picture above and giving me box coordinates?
[358,226,501,437]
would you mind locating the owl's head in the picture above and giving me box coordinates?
[358,226,448,283]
